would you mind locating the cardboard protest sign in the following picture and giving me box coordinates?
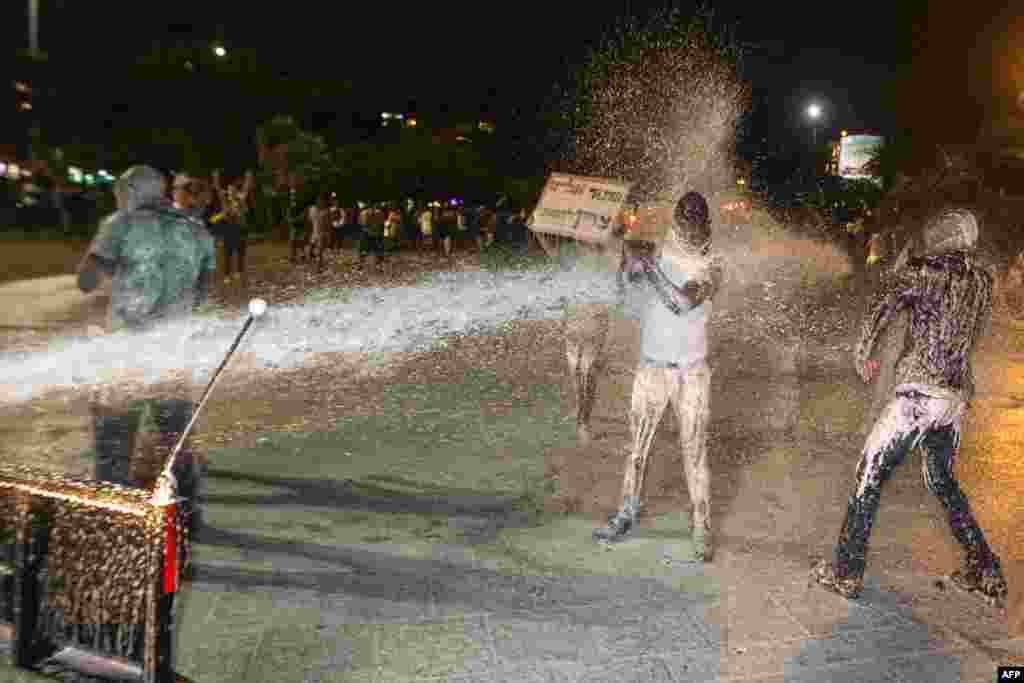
[529,174,632,244]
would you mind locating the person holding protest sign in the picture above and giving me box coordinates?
[533,215,626,446]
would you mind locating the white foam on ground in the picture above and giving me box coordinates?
[0,267,620,405]
[0,218,855,406]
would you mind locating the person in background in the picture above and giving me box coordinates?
[382,206,402,275]
[437,205,457,262]
[534,220,625,446]
[212,169,254,285]
[592,191,723,564]
[172,173,208,221]
[306,191,332,270]
[345,204,360,247]
[76,165,216,539]
[419,204,435,254]
[480,207,498,250]
[330,196,345,254]
[812,208,1006,607]
[458,204,479,253]
[287,184,307,264]
[359,204,387,269]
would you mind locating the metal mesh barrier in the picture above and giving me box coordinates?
[0,465,189,683]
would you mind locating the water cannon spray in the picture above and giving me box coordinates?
[152,298,269,505]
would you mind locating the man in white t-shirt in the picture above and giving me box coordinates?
[593,192,722,562]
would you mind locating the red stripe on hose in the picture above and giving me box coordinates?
[164,503,178,594]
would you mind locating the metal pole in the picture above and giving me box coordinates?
[28,0,39,55]
[158,313,255,485]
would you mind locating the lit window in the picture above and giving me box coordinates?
[19,102,32,111]
[477,121,495,134]
[13,81,31,93]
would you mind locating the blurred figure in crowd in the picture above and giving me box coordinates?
[213,169,254,285]
[419,204,434,254]
[307,191,332,270]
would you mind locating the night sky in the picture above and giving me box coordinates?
[4,1,1021,148]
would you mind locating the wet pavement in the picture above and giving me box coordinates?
[1,238,1023,681]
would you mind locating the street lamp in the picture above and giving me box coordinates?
[213,45,227,58]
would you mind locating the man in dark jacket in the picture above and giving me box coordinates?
[812,208,1006,606]
[77,164,216,533]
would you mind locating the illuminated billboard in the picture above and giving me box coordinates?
[838,134,884,180]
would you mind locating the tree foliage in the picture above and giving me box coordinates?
[256,115,331,193]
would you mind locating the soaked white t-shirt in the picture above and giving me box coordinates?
[639,248,713,368]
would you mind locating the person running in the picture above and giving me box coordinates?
[812,208,1007,606]
[592,192,723,563]
[76,165,217,535]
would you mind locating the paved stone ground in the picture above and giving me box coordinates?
[161,532,1017,683]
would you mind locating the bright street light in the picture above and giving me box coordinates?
[213,45,227,58]
[807,103,822,120]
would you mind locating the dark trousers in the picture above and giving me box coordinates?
[833,391,998,582]
[92,397,199,513]
[224,231,247,277]
[360,232,385,258]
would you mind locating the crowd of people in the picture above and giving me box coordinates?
[157,168,535,282]
[288,198,534,272]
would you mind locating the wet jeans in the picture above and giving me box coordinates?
[565,306,610,430]
[833,387,998,582]
[621,360,711,538]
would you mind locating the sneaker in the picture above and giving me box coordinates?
[593,512,633,544]
[692,524,713,563]
[576,423,593,446]
[811,558,863,599]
